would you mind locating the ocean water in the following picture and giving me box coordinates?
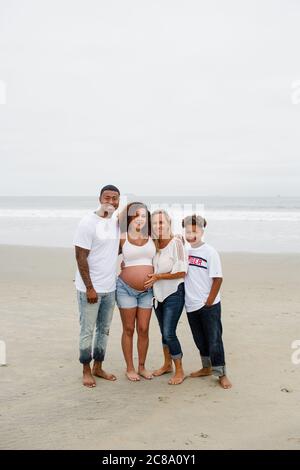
[0,196,299,252]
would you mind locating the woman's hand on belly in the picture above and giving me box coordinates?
[144,273,159,290]
[120,265,154,291]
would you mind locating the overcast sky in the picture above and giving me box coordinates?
[0,0,299,197]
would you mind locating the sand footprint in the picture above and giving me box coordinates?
[158,396,169,403]
[288,438,300,445]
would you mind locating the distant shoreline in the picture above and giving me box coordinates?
[1,243,300,254]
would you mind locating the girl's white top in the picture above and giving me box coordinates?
[153,237,188,302]
[122,234,156,267]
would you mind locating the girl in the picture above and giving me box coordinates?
[117,202,156,381]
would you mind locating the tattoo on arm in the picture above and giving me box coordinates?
[119,236,126,255]
[75,246,93,289]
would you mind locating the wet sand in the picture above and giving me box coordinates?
[0,245,299,449]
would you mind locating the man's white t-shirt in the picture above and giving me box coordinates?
[185,243,223,313]
[74,212,120,293]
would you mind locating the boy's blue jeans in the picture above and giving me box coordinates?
[77,290,115,364]
[187,302,226,377]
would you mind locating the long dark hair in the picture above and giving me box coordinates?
[119,202,151,237]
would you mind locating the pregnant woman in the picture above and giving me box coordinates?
[117,202,156,381]
[144,210,188,385]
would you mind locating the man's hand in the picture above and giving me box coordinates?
[86,286,98,304]
[205,298,214,307]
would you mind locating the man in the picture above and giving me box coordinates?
[74,185,120,387]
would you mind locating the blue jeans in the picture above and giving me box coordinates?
[154,283,185,360]
[187,302,226,377]
[77,290,115,364]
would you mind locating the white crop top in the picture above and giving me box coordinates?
[122,235,156,267]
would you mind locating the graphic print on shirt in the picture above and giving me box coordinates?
[188,255,208,269]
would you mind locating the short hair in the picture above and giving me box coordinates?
[182,214,207,229]
[100,185,120,197]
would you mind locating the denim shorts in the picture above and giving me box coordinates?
[116,277,153,309]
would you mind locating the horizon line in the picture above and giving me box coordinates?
[0,194,299,198]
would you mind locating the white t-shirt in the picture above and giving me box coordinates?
[153,237,188,303]
[185,243,223,313]
[74,212,120,293]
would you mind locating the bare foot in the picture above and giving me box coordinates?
[83,369,96,388]
[126,370,140,382]
[168,370,185,385]
[92,366,117,381]
[138,367,153,380]
[152,364,173,377]
[219,375,232,389]
[190,367,212,378]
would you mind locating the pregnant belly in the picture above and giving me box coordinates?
[120,265,154,291]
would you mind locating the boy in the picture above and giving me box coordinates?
[182,214,232,389]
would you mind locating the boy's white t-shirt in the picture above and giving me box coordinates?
[185,243,223,313]
[74,212,120,293]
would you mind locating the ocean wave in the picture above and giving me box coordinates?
[0,209,300,222]
[205,210,300,222]
[0,209,89,218]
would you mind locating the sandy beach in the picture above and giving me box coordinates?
[0,245,299,450]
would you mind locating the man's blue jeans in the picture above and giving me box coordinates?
[187,301,226,377]
[154,283,185,360]
[77,290,115,364]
